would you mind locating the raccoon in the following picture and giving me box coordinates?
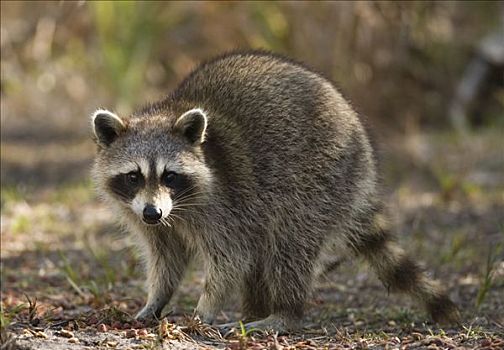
[91,51,459,331]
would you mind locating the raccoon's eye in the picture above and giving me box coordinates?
[126,172,140,185]
[161,171,177,187]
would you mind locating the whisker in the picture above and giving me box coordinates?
[176,189,204,197]
[173,186,199,201]
[174,190,207,201]
[169,213,188,225]
[173,195,206,205]
[172,203,207,208]
[160,217,171,228]
[173,196,206,206]
[172,204,205,212]
[172,207,200,214]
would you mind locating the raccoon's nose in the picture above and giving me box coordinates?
[143,205,162,224]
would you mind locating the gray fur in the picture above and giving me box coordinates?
[91,51,459,331]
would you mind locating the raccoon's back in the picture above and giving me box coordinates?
[174,52,352,140]
[173,52,373,201]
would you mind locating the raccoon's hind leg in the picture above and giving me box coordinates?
[346,209,460,324]
[135,231,191,322]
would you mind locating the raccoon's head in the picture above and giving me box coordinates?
[91,108,212,226]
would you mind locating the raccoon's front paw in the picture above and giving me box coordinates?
[135,305,162,324]
[194,308,216,325]
[195,295,218,325]
[216,316,293,336]
[241,314,298,334]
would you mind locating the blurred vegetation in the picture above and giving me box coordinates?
[2,1,502,128]
[90,2,161,110]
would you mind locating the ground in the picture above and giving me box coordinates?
[1,129,503,349]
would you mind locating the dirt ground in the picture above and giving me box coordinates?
[1,129,503,349]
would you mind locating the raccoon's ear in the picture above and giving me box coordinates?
[174,108,208,145]
[91,109,126,147]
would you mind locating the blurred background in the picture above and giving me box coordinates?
[1,2,503,345]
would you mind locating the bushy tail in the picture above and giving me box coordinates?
[347,209,460,324]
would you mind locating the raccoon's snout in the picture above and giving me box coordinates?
[143,204,162,225]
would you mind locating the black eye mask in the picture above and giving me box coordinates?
[107,170,145,201]
[161,171,195,200]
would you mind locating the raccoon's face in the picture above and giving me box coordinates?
[91,108,212,226]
